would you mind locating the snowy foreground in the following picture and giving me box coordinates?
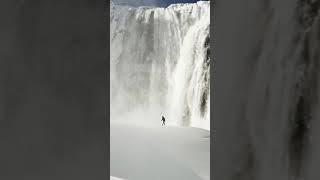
[110,176,125,180]
[110,123,210,180]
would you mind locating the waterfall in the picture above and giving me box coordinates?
[110,1,210,130]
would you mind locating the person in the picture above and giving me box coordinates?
[161,116,165,126]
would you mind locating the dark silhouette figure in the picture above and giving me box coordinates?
[161,116,166,126]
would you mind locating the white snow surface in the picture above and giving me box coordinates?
[110,123,210,180]
[110,176,126,180]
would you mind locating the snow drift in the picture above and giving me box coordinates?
[110,176,126,180]
[110,1,210,130]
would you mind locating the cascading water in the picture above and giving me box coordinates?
[110,1,210,130]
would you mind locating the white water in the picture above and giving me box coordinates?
[110,1,210,130]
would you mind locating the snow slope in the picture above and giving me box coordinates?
[110,123,210,180]
[110,176,126,180]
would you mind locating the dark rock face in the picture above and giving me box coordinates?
[200,34,210,118]
[0,1,107,179]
